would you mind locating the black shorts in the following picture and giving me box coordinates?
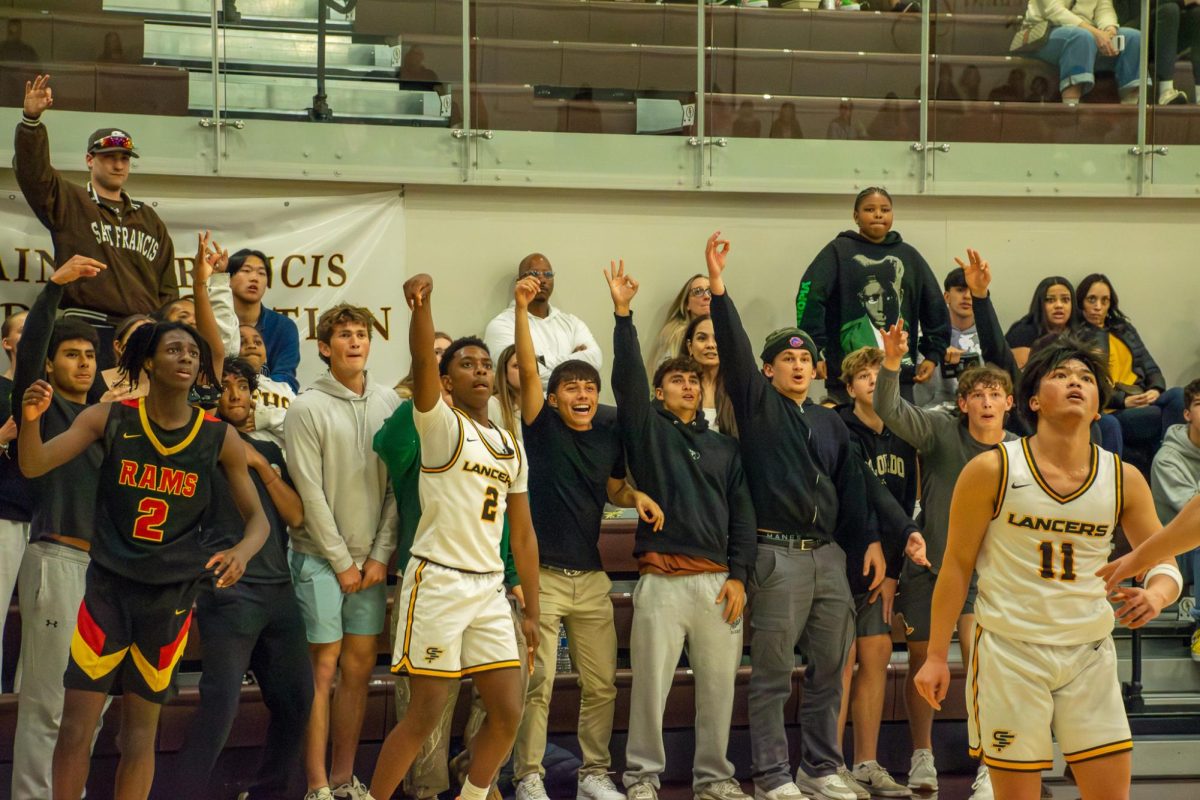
[64,562,202,704]
[895,561,977,643]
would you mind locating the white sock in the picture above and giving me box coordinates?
[462,778,490,800]
[1159,79,1176,99]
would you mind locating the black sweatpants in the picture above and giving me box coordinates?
[176,580,314,800]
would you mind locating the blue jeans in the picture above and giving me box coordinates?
[1037,25,1144,95]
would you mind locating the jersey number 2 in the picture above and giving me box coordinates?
[1038,541,1076,581]
[481,486,500,522]
[133,497,170,543]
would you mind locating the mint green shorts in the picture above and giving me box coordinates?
[288,550,387,644]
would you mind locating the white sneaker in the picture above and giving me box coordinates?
[906,750,938,792]
[832,767,868,800]
[968,765,994,800]
[696,779,751,800]
[851,761,912,798]
[753,783,811,800]
[1159,87,1189,105]
[626,782,659,800]
[794,772,859,800]
[520,775,553,800]
[579,774,625,800]
[305,789,334,800]
[332,777,371,800]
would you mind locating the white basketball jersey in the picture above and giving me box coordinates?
[975,438,1123,646]
[411,400,527,574]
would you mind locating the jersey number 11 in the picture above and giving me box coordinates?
[1038,541,1076,582]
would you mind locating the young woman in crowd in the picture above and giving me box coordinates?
[1003,276,1077,368]
[795,187,950,404]
[395,331,452,399]
[99,313,153,402]
[1076,273,1184,460]
[648,274,711,372]
[490,343,524,442]
[678,315,736,436]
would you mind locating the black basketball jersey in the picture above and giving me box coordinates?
[91,398,227,585]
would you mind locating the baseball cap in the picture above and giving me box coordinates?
[760,327,818,365]
[87,128,139,158]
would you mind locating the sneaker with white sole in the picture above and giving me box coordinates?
[332,776,371,800]
[968,765,993,800]
[851,761,912,798]
[519,775,553,800]
[579,773,625,800]
[834,767,869,800]
[794,772,859,800]
[626,782,659,800]
[753,782,811,800]
[1160,88,1189,105]
[906,750,938,792]
[304,789,334,800]
[696,779,751,800]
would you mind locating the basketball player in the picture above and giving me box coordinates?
[369,273,541,800]
[913,333,1182,800]
[18,320,269,800]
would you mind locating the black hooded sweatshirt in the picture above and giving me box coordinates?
[611,312,757,584]
[795,230,950,387]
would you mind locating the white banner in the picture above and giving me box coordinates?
[0,189,407,389]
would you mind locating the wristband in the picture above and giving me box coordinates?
[1144,563,1184,602]
[21,114,41,127]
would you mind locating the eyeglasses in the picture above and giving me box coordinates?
[689,287,712,298]
[92,134,134,151]
[520,270,554,280]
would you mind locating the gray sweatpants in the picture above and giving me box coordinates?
[11,541,107,800]
[0,518,28,686]
[748,543,854,790]
[623,572,743,792]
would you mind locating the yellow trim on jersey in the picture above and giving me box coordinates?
[400,560,428,659]
[992,444,1009,520]
[391,657,464,678]
[138,398,205,457]
[1021,438,1099,505]
[455,407,516,461]
[462,659,522,675]
[970,624,984,753]
[421,413,465,474]
[1113,453,1124,522]
[981,754,1054,772]
[1063,739,1133,764]
[969,746,982,760]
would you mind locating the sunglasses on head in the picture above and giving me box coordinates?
[92,134,134,151]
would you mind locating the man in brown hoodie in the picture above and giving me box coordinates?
[15,74,177,370]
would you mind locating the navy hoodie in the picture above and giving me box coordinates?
[795,230,949,388]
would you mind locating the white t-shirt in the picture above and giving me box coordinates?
[411,400,528,573]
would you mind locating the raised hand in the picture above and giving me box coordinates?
[22,380,53,422]
[403,273,433,309]
[603,259,638,314]
[23,74,53,119]
[49,255,106,286]
[514,275,540,310]
[880,319,909,369]
[194,231,228,285]
[705,232,731,295]
[955,248,991,298]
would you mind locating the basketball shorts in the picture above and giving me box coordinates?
[967,626,1131,772]
[391,558,520,678]
[64,562,202,704]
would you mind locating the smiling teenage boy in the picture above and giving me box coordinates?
[607,260,756,800]
[511,274,663,800]
[285,304,399,800]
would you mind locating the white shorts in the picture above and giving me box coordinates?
[391,558,520,678]
[967,626,1132,772]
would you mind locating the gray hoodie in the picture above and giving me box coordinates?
[1151,423,1200,525]
[285,370,400,573]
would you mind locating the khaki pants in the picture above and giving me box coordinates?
[514,568,617,780]
[391,579,528,799]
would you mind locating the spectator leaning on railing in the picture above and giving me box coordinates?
[14,74,177,372]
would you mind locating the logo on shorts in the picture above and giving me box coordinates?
[424,646,444,663]
[992,730,1017,751]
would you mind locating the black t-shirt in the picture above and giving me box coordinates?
[94,399,226,584]
[0,374,12,423]
[522,404,625,572]
[1004,317,1042,349]
[200,435,292,584]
